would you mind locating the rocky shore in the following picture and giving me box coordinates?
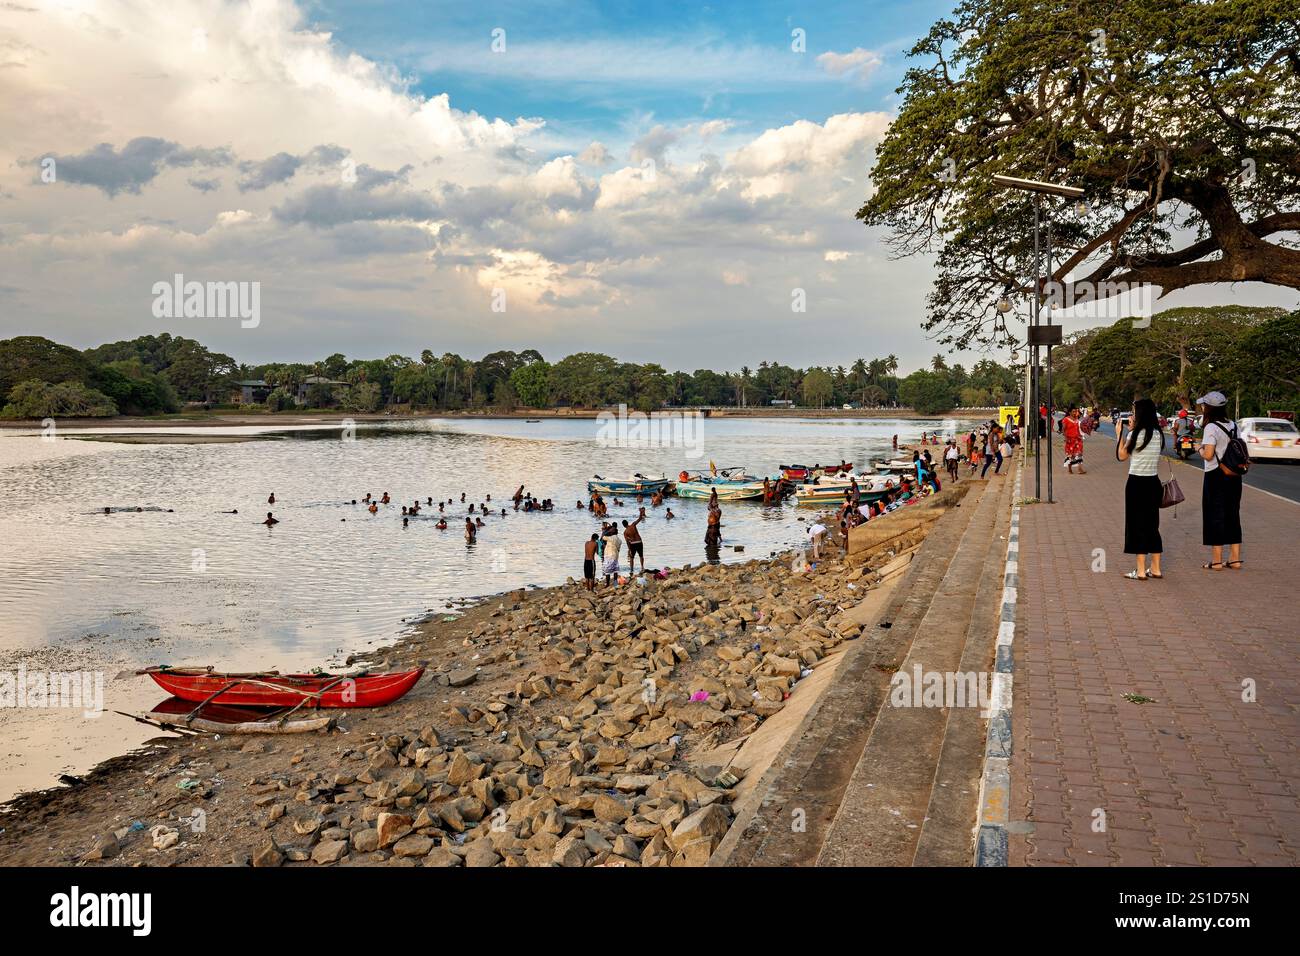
[0,524,911,868]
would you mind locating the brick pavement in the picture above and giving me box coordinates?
[1008,432,1300,866]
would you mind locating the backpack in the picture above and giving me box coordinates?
[1212,421,1251,476]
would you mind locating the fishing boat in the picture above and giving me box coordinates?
[780,461,855,481]
[674,467,768,500]
[875,458,919,476]
[139,665,425,709]
[792,474,898,507]
[587,473,673,496]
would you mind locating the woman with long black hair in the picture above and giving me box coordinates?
[1196,390,1243,570]
[1116,398,1165,580]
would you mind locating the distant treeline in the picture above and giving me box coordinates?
[1049,306,1300,416]
[0,333,1025,418]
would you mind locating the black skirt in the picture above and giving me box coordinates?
[1202,468,1243,546]
[1124,473,1163,555]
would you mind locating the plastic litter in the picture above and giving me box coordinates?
[689,690,710,702]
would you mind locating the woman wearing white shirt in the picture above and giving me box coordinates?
[1196,390,1243,570]
[1115,398,1165,580]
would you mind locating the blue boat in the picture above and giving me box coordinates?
[587,474,673,496]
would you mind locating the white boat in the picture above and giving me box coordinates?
[792,474,898,507]
[875,458,919,476]
[674,467,768,500]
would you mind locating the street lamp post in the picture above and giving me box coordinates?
[991,174,1084,504]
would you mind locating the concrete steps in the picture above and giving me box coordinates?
[814,466,1014,866]
[912,466,1016,865]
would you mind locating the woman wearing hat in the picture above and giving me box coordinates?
[1196,391,1243,570]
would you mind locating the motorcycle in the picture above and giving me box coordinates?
[1176,433,1196,460]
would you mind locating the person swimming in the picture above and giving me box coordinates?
[381,492,390,505]
[267,492,275,504]
[402,517,409,527]
[263,512,279,526]
[436,518,447,529]
[465,517,476,542]
[402,506,409,515]
[368,502,379,514]
[665,508,675,520]
[103,506,111,514]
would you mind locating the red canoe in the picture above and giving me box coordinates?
[139,666,425,709]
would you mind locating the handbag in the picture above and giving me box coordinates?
[1160,458,1184,511]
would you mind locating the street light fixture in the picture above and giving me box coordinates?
[991,173,1084,504]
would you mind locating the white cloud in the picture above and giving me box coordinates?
[0,0,1006,370]
[817,48,885,83]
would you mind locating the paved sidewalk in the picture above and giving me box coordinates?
[1009,434,1300,866]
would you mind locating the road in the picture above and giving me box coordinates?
[1031,420,1300,505]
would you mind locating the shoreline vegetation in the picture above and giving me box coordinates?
[0,406,990,431]
[0,484,963,868]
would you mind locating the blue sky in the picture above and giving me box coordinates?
[312,0,946,146]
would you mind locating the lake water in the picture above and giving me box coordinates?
[0,415,967,800]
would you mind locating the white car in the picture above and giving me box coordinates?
[1237,417,1300,462]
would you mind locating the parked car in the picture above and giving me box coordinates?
[1237,417,1300,462]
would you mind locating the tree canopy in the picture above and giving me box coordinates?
[861,0,1300,349]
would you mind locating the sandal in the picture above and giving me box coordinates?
[1202,562,1224,570]
[1226,560,1243,569]
[1123,570,1147,580]
[1148,572,1163,579]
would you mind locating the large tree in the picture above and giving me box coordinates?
[860,0,1300,349]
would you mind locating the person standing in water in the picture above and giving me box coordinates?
[705,500,722,549]
[262,512,279,526]
[623,510,646,574]
[583,534,599,591]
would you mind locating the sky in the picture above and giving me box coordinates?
[2,0,1295,374]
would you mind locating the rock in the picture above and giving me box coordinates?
[464,842,501,867]
[351,828,380,854]
[252,839,284,868]
[448,668,478,687]
[673,836,715,867]
[446,752,480,787]
[613,774,658,792]
[424,847,462,867]
[552,833,591,867]
[612,835,641,859]
[541,760,575,789]
[392,834,435,857]
[83,833,121,861]
[668,804,731,853]
[311,840,348,864]
[592,793,632,823]
[376,812,413,847]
